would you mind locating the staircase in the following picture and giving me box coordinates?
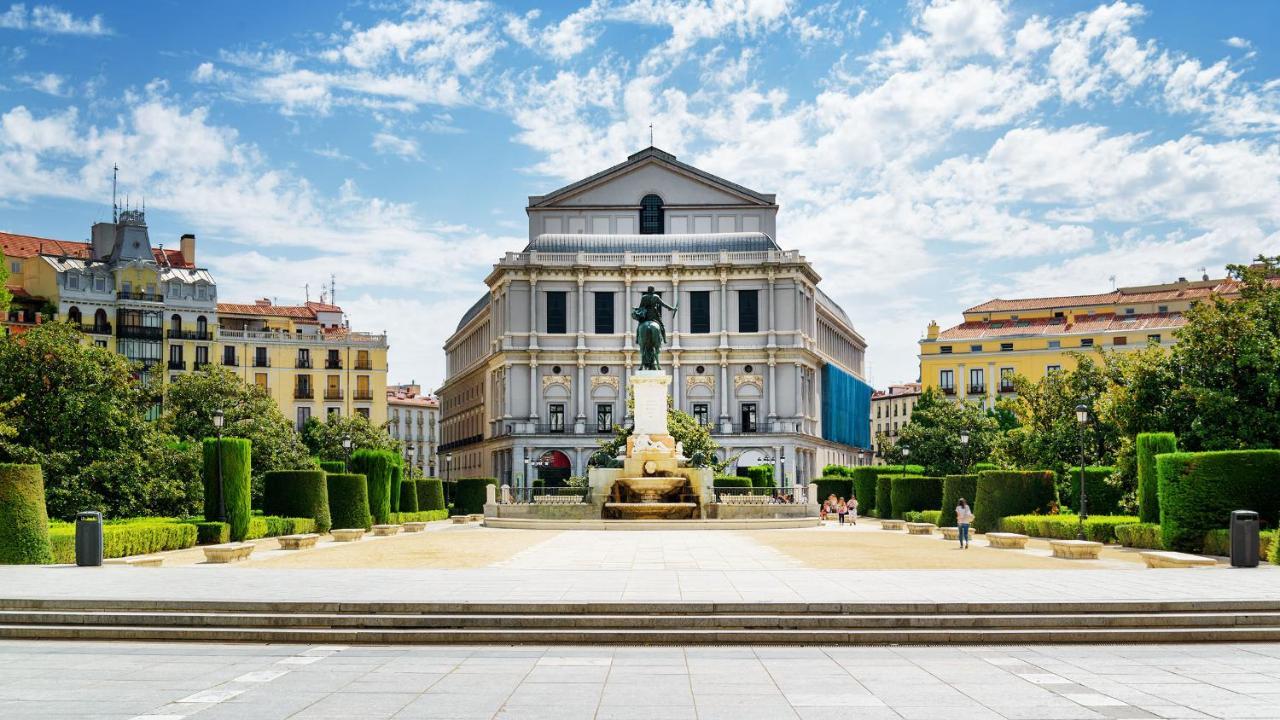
[3,599,1280,644]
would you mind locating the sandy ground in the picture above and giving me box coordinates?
[243,525,561,569]
[746,520,1183,570]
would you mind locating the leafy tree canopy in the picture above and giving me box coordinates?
[876,387,1000,476]
[300,411,399,461]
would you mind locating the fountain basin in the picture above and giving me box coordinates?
[615,476,685,503]
[605,502,698,520]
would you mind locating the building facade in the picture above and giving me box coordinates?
[438,147,872,488]
[387,383,439,477]
[870,382,922,460]
[2,217,388,426]
[919,276,1228,404]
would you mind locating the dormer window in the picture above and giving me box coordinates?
[639,194,664,234]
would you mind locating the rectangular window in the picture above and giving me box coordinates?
[94,339,107,348]
[694,216,712,233]
[591,217,610,234]
[1000,342,1013,352]
[297,348,311,368]
[670,216,688,234]
[168,344,183,363]
[327,349,341,369]
[66,274,79,290]
[596,404,613,433]
[693,403,709,426]
[94,275,106,292]
[743,215,761,232]
[195,345,209,366]
[1114,336,1128,346]
[567,217,585,234]
[254,347,268,367]
[296,406,310,430]
[969,344,982,352]
[968,368,984,392]
[738,290,759,332]
[222,346,236,366]
[594,292,614,334]
[548,404,565,433]
[940,346,952,354]
[1125,307,1135,315]
[940,369,955,391]
[689,291,711,333]
[717,216,735,233]
[254,373,267,389]
[1000,367,1015,392]
[1047,364,1062,374]
[355,408,369,420]
[1158,305,1168,314]
[546,291,567,334]
[326,375,341,399]
[616,217,634,234]
[356,350,370,369]
[544,217,563,234]
[1148,334,1161,344]
[1048,340,1061,349]
[740,403,758,433]
[1080,338,1094,347]
[356,375,370,399]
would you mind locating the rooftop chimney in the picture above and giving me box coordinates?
[255,298,272,307]
[180,233,196,265]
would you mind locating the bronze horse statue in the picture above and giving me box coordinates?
[633,286,676,371]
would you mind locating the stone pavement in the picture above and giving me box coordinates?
[2,640,1279,719]
[492,529,804,570]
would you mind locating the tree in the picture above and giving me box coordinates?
[300,412,398,461]
[880,388,999,476]
[589,406,727,471]
[160,366,313,503]
[0,249,10,317]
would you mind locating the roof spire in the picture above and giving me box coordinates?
[649,122,654,147]
[111,163,118,222]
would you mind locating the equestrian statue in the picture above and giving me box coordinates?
[632,286,677,371]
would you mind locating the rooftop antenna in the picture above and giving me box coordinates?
[1199,266,1209,281]
[111,163,118,222]
[330,274,336,306]
[304,283,310,302]
[1109,275,1116,290]
[649,123,654,147]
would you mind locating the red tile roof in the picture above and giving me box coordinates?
[0,230,193,267]
[936,312,1188,340]
[217,298,345,320]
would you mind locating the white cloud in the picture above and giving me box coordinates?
[371,131,421,159]
[0,3,110,35]
[15,72,68,96]
[1224,36,1251,50]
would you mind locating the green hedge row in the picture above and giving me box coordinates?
[813,478,853,503]
[821,464,852,477]
[876,476,893,520]
[1157,450,1280,552]
[1202,529,1276,560]
[454,478,497,515]
[0,463,52,564]
[1063,466,1123,517]
[262,470,331,533]
[997,514,1139,544]
[890,476,943,519]
[319,460,346,474]
[940,474,977,528]
[351,449,398,525]
[416,478,446,512]
[202,437,252,541]
[49,520,197,564]
[973,470,1056,532]
[327,473,372,530]
[193,521,229,545]
[743,465,775,489]
[1115,522,1163,549]
[394,509,449,523]
[850,467,878,512]
[1136,432,1176,523]
[714,476,752,494]
[902,510,941,525]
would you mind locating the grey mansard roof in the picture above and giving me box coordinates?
[525,232,779,254]
[455,293,490,332]
[527,147,776,207]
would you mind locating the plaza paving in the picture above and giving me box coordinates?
[2,639,1280,719]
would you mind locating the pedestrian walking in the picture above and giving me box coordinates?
[956,498,974,549]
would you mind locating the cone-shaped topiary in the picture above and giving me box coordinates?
[417,478,445,511]
[1136,432,1176,523]
[399,474,419,514]
[0,463,53,564]
[389,463,403,514]
[202,437,252,541]
[318,460,346,474]
[327,473,372,530]
[939,474,977,527]
[262,470,331,533]
[850,467,879,512]
[350,449,396,525]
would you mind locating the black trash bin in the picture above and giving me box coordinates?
[1230,510,1260,568]
[75,511,103,567]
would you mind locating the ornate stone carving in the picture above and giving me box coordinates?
[541,374,572,391]
[684,374,716,392]
[591,375,620,392]
[734,373,764,391]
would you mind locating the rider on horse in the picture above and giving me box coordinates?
[632,286,677,371]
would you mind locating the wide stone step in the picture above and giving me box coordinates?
[4,623,1280,645]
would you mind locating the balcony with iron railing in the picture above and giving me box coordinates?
[194,360,211,370]
[941,386,956,395]
[296,358,313,369]
[354,361,373,370]
[78,322,112,335]
[167,329,213,341]
[999,381,1016,393]
[324,388,344,400]
[253,357,270,368]
[217,328,388,346]
[117,291,164,303]
[117,325,163,340]
[222,356,239,367]
[968,384,986,395]
[353,390,373,401]
[167,359,186,370]
[325,359,343,369]
[294,387,314,399]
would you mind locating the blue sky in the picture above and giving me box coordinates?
[2,0,1278,389]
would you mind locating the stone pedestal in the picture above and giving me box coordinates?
[630,370,670,437]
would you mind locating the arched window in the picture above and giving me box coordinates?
[170,314,182,334]
[67,306,82,325]
[639,194,664,235]
[94,309,108,330]
[196,315,207,335]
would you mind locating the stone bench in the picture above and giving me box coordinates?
[331,528,365,542]
[905,522,936,536]
[277,533,319,550]
[1140,551,1217,568]
[986,532,1029,549]
[371,524,401,537]
[940,527,959,541]
[467,514,485,522]
[1049,539,1104,559]
[403,522,429,533]
[879,519,905,531]
[451,516,469,524]
[202,543,255,563]
[106,556,163,567]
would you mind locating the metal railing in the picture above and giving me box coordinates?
[117,291,164,302]
[167,329,213,340]
[353,391,373,400]
[193,361,211,370]
[78,323,112,335]
[710,486,800,504]
[222,357,239,367]
[968,385,986,395]
[167,359,186,370]
[325,359,343,369]
[253,357,270,367]
[217,328,388,346]
[117,325,163,340]
[294,387,314,399]
[324,389,343,400]
[296,358,313,369]
[503,486,591,504]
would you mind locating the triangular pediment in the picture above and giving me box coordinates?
[529,147,775,208]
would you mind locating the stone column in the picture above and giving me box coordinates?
[718,271,729,345]
[528,360,539,421]
[767,271,777,348]
[623,274,633,350]
[528,275,539,350]
[575,355,586,432]
[719,355,730,430]
[576,271,586,349]
[672,356,682,411]
[767,353,777,424]
[503,362,513,420]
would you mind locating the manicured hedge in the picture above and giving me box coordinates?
[813,478,853,503]
[972,462,998,473]
[744,464,775,489]
[940,474,977,528]
[319,460,346,474]
[973,470,1056,532]
[714,476,752,495]
[890,475,943,519]
[262,470,332,533]
[1136,433,1176,524]
[49,520,196,564]
[454,477,497,515]
[998,514,1139,543]
[847,467,876,511]
[1201,528,1276,560]
[389,463,404,514]
[903,510,942,525]
[242,516,317,540]
[1064,466,1123,517]
[399,477,419,513]
[327,473,372,530]
[193,521,229,544]
[417,478,446,512]
[351,449,397,525]
[395,509,449,523]
[821,464,852,477]
[1157,450,1280,552]
[0,463,53,564]
[876,476,893,520]
[1271,531,1279,566]
[1115,522,1163,550]
[202,437,252,541]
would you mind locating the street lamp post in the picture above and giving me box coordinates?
[342,435,352,472]
[212,409,225,522]
[1075,404,1090,541]
[959,431,970,473]
[446,453,453,481]
[900,445,910,477]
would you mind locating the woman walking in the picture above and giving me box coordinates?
[836,498,848,525]
[848,494,858,525]
[956,498,974,549]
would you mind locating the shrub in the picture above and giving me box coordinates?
[876,476,893,519]
[389,463,404,514]
[396,509,449,523]
[850,467,879,511]
[1136,433,1176,523]
[940,474,977,527]
[1157,450,1280,552]
[326,473,372,530]
[49,519,197,563]
[714,476,752,495]
[261,470,331,533]
[998,514,1139,543]
[744,464,775,489]
[193,521,228,544]
[454,478,497,515]
[821,464,851,477]
[890,475,943,519]
[902,511,923,522]
[244,516,268,540]
[813,478,853,503]
[0,463,53,564]
[973,470,1056,532]
[417,478,446,512]
[1270,530,1279,566]
[973,462,998,473]
[531,479,546,491]
[399,477,419,513]
[1115,522,1164,549]
[350,449,397,525]
[921,510,941,525]
[1063,466,1124,516]
[318,460,346,474]
[1201,528,1277,560]
[202,438,252,541]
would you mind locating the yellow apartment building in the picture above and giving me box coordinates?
[217,300,389,429]
[919,276,1233,407]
